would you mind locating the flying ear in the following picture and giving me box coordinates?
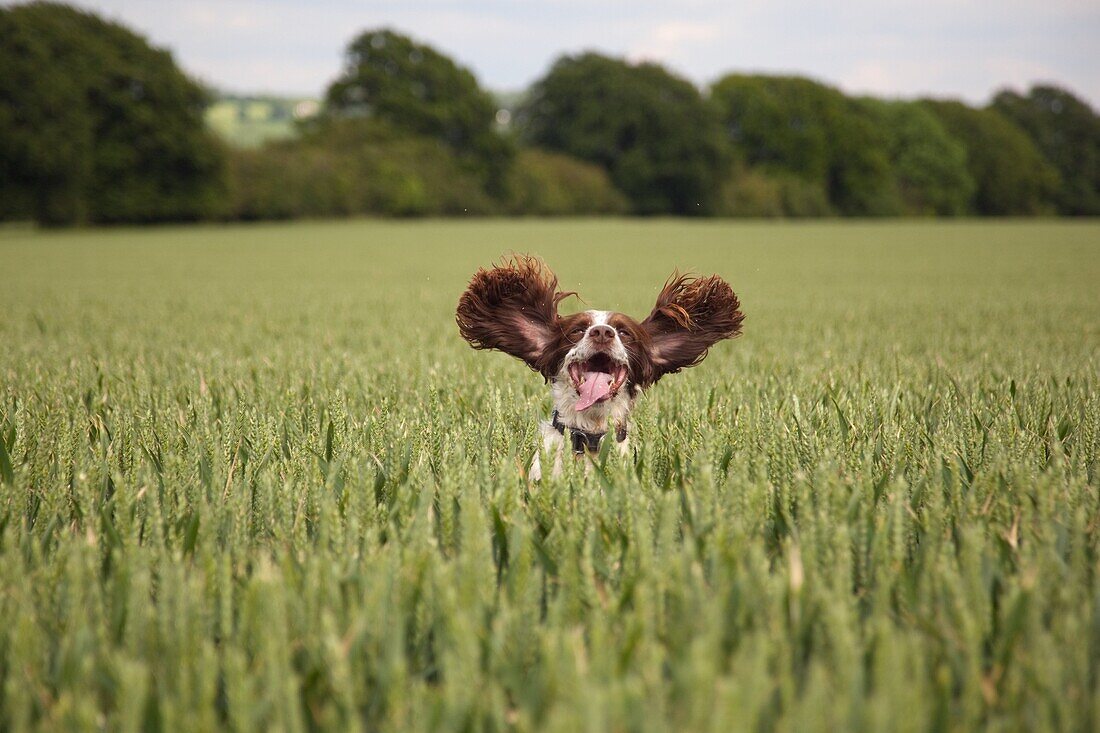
[641,272,744,379]
[456,255,574,374]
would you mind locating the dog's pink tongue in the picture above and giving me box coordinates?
[575,371,613,411]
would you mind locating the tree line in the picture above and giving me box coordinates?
[2,2,1098,225]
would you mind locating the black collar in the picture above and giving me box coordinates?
[551,409,628,455]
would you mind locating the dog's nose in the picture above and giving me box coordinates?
[588,325,615,342]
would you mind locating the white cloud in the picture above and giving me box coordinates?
[627,21,720,66]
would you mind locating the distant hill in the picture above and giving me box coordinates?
[205,96,320,148]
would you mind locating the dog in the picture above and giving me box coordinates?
[456,255,743,479]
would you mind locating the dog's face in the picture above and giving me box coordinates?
[456,256,744,413]
[554,310,644,409]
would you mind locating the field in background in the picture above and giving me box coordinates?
[2,220,1098,731]
[205,97,319,148]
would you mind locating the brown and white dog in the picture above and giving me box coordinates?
[456,255,743,479]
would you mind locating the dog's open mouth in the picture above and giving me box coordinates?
[568,352,628,411]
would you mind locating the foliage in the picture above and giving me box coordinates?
[922,100,1060,215]
[225,119,499,219]
[2,220,1099,731]
[1,5,1095,224]
[504,149,628,215]
[718,165,834,217]
[0,2,225,225]
[224,124,629,220]
[518,53,729,215]
[992,85,1100,215]
[859,99,975,216]
[710,75,900,216]
[325,28,512,192]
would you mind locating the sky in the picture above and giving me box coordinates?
[17,0,1100,107]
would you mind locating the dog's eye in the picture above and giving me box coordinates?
[617,328,632,342]
[568,327,586,341]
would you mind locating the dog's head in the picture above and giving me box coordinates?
[456,255,744,412]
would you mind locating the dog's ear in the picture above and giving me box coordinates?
[640,272,743,380]
[456,255,574,373]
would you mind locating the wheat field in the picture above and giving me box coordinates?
[1,220,1098,732]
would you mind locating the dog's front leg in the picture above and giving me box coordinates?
[530,422,566,482]
[616,436,631,457]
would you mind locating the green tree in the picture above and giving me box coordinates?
[922,100,1059,215]
[718,165,834,217]
[992,85,1100,215]
[0,2,224,224]
[710,75,900,215]
[505,149,628,215]
[859,99,974,215]
[227,118,499,219]
[517,53,729,215]
[324,29,511,192]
